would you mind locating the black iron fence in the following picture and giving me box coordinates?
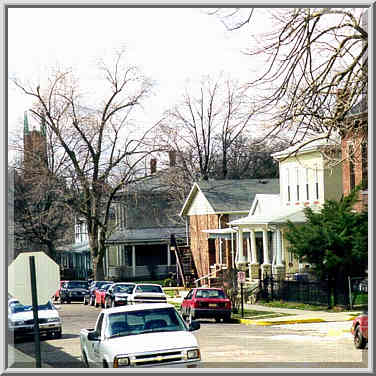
[256,274,367,308]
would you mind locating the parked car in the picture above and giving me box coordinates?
[85,281,114,306]
[181,287,232,323]
[104,283,167,308]
[8,299,62,339]
[104,283,136,308]
[351,310,368,349]
[60,280,89,304]
[94,283,113,308]
[53,280,67,302]
[80,303,201,368]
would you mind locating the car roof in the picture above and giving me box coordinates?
[195,287,224,290]
[112,282,135,286]
[104,302,174,314]
[135,283,163,287]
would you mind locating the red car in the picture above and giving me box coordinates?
[53,280,67,302]
[181,287,231,323]
[351,310,368,349]
[94,283,113,308]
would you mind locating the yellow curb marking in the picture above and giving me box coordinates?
[239,318,326,326]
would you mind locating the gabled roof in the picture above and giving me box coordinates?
[180,179,280,216]
[106,226,186,245]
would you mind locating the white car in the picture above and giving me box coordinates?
[8,299,62,339]
[80,303,201,368]
[105,283,167,308]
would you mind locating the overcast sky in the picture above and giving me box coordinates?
[8,7,272,147]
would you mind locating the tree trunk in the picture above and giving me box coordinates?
[92,255,105,280]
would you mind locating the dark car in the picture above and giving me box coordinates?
[181,287,232,323]
[60,280,89,304]
[104,282,136,308]
[351,310,368,349]
[84,280,114,306]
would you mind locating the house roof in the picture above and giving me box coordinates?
[271,134,340,160]
[106,226,186,245]
[229,206,310,226]
[180,179,280,216]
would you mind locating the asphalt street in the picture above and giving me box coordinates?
[9,302,368,369]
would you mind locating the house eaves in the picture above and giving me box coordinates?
[106,226,187,245]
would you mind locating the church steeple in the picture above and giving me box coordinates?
[24,111,29,135]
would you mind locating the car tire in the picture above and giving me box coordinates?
[84,297,88,305]
[215,317,221,323]
[90,295,95,306]
[354,327,367,349]
[224,314,231,323]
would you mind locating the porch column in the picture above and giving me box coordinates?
[132,246,136,278]
[237,227,247,268]
[167,245,171,266]
[261,228,272,278]
[274,229,285,279]
[250,229,260,279]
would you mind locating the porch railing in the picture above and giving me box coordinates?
[193,264,226,287]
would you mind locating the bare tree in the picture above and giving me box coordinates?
[157,75,255,181]
[211,8,368,148]
[13,50,159,280]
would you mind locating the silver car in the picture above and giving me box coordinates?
[8,299,62,339]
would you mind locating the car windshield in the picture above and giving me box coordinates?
[113,284,135,294]
[196,289,225,299]
[100,284,112,291]
[135,285,163,293]
[10,301,54,313]
[96,281,112,288]
[106,307,187,338]
[67,281,88,289]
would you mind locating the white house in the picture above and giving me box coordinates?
[228,135,343,280]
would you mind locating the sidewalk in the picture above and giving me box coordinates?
[8,345,52,369]
[167,297,362,326]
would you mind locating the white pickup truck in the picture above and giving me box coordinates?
[80,303,201,368]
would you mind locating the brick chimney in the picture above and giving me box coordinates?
[150,158,157,174]
[169,150,176,167]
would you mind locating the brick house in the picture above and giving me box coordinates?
[179,179,280,283]
[341,99,368,212]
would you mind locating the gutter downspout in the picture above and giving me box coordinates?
[218,214,223,265]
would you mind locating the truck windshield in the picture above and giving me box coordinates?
[106,307,187,338]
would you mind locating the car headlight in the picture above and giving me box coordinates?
[47,317,60,323]
[114,356,130,367]
[187,349,200,360]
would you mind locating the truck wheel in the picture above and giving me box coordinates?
[354,327,367,349]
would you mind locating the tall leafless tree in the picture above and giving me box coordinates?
[13,50,159,280]
[157,75,256,181]
[210,8,368,148]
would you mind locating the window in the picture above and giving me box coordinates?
[296,168,300,201]
[305,168,309,200]
[349,143,355,191]
[362,142,368,190]
[287,168,291,201]
[315,166,319,200]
